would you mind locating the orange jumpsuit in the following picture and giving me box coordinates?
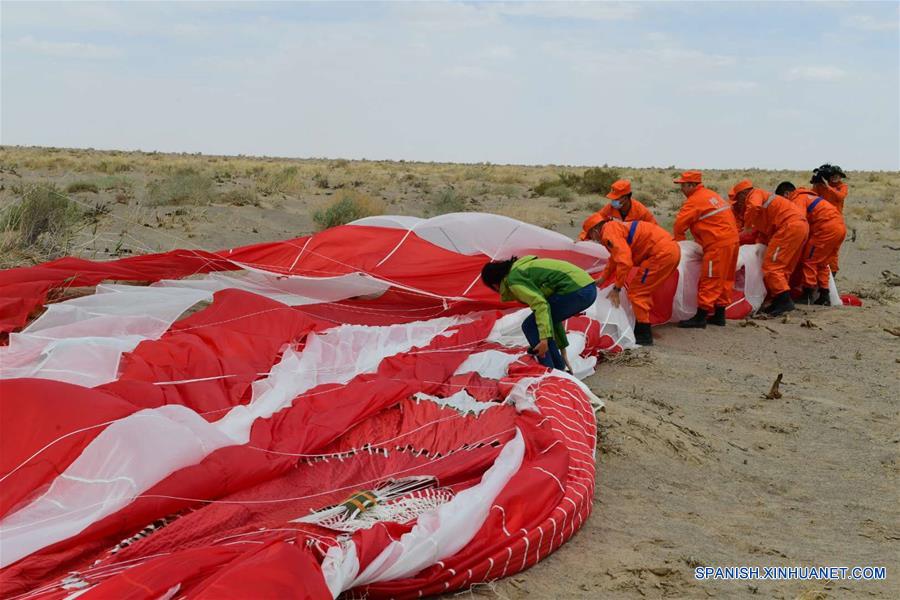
[599,220,681,323]
[743,189,809,296]
[813,181,849,214]
[790,188,846,289]
[578,199,657,240]
[731,198,764,245]
[812,181,848,272]
[672,185,739,312]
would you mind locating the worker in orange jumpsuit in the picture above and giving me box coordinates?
[811,164,848,274]
[728,179,764,245]
[585,219,680,346]
[732,182,809,316]
[672,170,739,328]
[578,179,657,240]
[775,181,846,306]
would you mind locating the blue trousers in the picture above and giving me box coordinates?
[522,283,597,370]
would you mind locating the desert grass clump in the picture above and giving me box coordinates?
[147,168,214,206]
[65,180,100,194]
[312,190,384,230]
[217,188,260,207]
[429,187,468,215]
[258,166,305,195]
[1,185,82,257]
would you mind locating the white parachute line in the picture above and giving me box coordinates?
[373,226,418,269]
[0,427,518,533]
[171,305,297,334]
[288,237,313,271]
[296,246,470,303]
[212,527,337,545]
[7,552,174,600]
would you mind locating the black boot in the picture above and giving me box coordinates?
[634,322,653,346]
[797,287,816,305]
[813,288,831,306]
[767,291,795,316]
[707,306,726,326]
[678,309,708,328]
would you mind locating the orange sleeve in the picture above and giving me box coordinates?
[672,198,700,241]
[601,228,633,287]
[743,197,761,231]
[814,182,848,212]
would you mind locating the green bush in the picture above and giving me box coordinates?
[579,167,620,194]
[312,190,384,230]
[147,169,214,205]
[557,171,582,189]
[429,187,468,215]
[66,181,100,194]
[543,184,575,202]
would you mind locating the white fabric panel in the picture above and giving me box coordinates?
[157,270,390,305]
[0,406,233,567]
[413,390,501,416]
[216,318,458,443]
[453,349,523,379]
[0,271,393,388]
[348,429,525,587]
[0,317,460,567]
[738,244,767,312]
[322,541,360,599]
[351,213,607,265]
[671,242,768,322]
[671,241,702,321]
[827,271,841,306]
[0,286,213,387]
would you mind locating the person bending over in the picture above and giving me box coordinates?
[481,256,597,372]
[775,181,845,306]
[586,219,681,345]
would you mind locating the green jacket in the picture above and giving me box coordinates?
[500,256,594,349]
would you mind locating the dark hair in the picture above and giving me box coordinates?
[481,257,518,290]
[775,181,796,197]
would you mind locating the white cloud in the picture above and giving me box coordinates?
[695,80,759,94]
[491,2,639,21]
[484,45,515,60]
[13,35,122,60]
[785,66,847,82]
[847,14,899,32]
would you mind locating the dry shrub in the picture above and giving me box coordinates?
[258,166,305,195]
[217,188,260,207]
[147,169,214,206]
[1,184,82,257]
[429,187,468,215]
[312,190,384,230]
[65,181,100,194]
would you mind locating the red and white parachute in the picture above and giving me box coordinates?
[0,213,836,598]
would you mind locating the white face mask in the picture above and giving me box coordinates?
[610,200,623,209]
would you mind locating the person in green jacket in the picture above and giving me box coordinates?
[481,256,597,372]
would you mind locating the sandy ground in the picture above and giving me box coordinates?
[1,150,898,599]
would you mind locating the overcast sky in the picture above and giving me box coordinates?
[2,1,898,170]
